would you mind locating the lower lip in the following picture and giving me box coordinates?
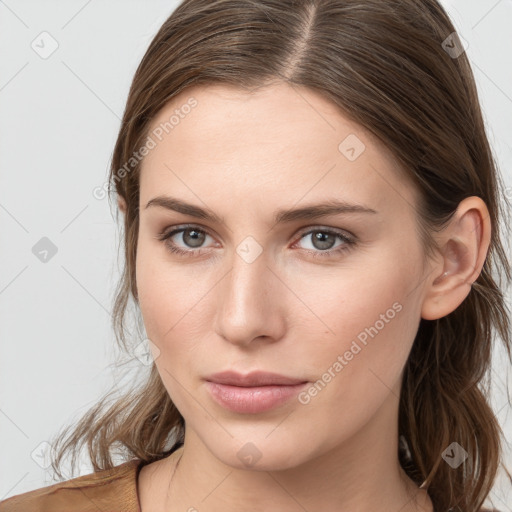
[205,381,308,414]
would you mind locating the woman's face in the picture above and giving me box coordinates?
[136,82,432,470]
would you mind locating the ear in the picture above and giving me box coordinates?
[117,195,127,214]
[421,196,491,320]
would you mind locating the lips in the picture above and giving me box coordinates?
[205,370,307,387]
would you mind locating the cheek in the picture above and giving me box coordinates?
[135,240,214,413]
[295,252,421,416]
[135,238,216,355]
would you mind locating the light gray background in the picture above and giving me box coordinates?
[1,0,511,509]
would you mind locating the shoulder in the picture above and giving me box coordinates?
[0,459,143,512]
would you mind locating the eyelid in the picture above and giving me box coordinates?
[157,223,217,247]
[294,224,355,241]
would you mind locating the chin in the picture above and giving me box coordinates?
[204,435,313,472]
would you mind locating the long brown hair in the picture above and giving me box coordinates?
[50,1,512,510]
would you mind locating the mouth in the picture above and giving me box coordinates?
[204,370,309,414]
[205,370,308,387]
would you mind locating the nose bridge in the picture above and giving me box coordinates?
[214,235,285,344]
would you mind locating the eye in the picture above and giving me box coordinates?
[156,224,356,260]
[156,224,216,257]
[293,227,356,259]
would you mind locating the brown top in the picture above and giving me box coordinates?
[0,459,145,512]
[0,459,503,512]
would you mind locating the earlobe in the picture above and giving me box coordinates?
[420,196,491,321]
[118,196,127,214]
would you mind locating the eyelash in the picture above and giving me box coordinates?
[156,223,356,260]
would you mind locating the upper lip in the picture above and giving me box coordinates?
[205,370,307,387]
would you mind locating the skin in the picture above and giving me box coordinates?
[117,82,491,512]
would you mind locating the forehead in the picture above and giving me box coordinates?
[139,83,418,219]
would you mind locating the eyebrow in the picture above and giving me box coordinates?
[144,196,378,224]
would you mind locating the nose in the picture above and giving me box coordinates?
[213,243,287,348]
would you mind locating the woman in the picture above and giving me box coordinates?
[1,0,510,511]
